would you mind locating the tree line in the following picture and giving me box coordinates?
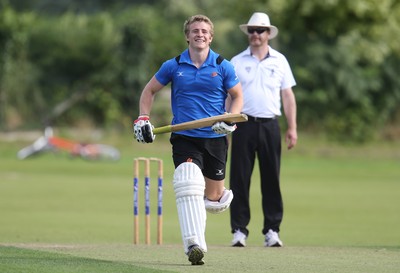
[1,0,399,142]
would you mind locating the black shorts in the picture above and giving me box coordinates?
[170,134,228,180]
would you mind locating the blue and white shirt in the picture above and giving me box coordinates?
[155,49,239,138]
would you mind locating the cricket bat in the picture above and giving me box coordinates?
[153,113,248,134]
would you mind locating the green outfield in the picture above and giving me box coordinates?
[1,132,399,272]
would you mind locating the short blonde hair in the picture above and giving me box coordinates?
[183,14,214,37]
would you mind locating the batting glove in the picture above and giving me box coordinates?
[211,121,237,135]
[133,115,155,143]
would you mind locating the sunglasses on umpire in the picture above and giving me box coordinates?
[247,27,270,34]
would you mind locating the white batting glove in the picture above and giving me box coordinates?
[211,121,237,134]
[133,115,155,143]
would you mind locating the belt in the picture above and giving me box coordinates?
[247,115,276,122]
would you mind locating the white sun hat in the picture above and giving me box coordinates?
[239,12,279,39]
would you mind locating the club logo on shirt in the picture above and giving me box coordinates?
[245,67,251,73]
[211,72,218,77]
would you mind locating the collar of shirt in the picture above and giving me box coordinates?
[244,46,278,59]
[178,48,220,67]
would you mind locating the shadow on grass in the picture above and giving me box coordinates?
[0,246,172,273]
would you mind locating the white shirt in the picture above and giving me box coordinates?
[231,46,296,118]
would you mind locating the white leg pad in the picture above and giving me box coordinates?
[173,162,207,253]
[204,188,234,214]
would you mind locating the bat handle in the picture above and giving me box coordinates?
[153,125,172,135]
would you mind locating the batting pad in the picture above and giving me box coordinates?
[173,162,207,253]
[204,188,234,214]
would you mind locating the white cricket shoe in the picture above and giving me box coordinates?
[232,230,246,247]
[264,229,283,247]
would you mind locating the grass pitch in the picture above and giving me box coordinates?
[1,244,399,273]
[1,131,399,272]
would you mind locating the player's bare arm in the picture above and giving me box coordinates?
[227,82,243,114]
[139,76,165,116]
[133,76,165,143]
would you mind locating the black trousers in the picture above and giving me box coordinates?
[229,117,283,237]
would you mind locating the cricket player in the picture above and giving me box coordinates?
[133,14,243,265]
